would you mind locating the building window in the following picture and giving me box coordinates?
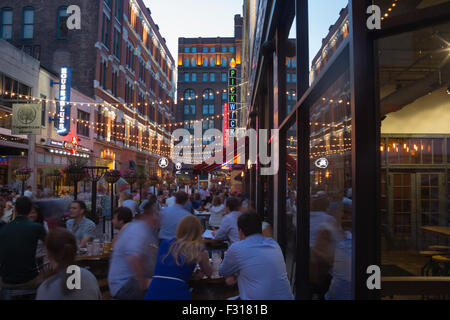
[77,110,90,137]
[210,58,215,67]
[209,73,215,82]
[101,13,110,48]
[100,61,108,89]
[202,47,208,53]
[57,6,69,39]
[184,58,189,67]
[222,47,227,53]
[287,58,291,68]
[203,89,214,101]
[184,47,190,53]
[191,73,197,82]
[203,58,208,67]
[184,89,196,115]
[222,58,227,67]
[40,94,46,126]
[210,47,215,53]
[292,58,296,68]
[221,73,226,82]
[292,73,296,83]
[203,105,214,115]
[1,8,13,40]
[184,73,189,82]
[112,71,118,96]
[192,47,197,53]
[191,58,196,67]
[203,73,208,82]
[115,0,122,22]
[222,92,227,100]
[22,7,34,39]
[113,29,121,57]
[287,73,291,83]
[229,46,234,53]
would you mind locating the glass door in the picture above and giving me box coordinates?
[416,173,447,249]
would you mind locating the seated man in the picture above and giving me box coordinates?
[108,201,159,300]
[158,191,191,241]
[66,201,96,248]
[219,212,293,300]
[0,196,47,289]
[213,197,241,244]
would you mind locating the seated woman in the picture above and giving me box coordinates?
[36,228,101,300]
[144,215,212,300]
[208,196,226,229]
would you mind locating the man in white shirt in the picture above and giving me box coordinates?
[165,192,176,207]
[213,197,242,244]
[24,186,34,200]
[121,193,139,217]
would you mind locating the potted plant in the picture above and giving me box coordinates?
[63,159,88,183]
[45,167,62,182]
[148,174,161,186]
[14,167,33,181]
[104,169,121,184]
[122,169,137,185]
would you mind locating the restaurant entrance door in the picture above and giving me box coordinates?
[387,172,447,250]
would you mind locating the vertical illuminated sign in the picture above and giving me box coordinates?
[223,103,228,146]
[228,59,237,138]
[57,66,71,136]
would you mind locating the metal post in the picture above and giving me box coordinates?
[21,181,25,196]
[91,180,97,222]
[110,182,114,241]
[74,181,78,200]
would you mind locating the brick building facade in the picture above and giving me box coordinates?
[176,15,243,138]
[1,0,176,174]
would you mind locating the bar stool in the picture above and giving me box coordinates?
[420,251,442,276]
[431,255,450,276]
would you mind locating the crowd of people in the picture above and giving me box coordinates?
[0,185,295,300]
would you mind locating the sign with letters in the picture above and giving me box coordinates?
[12,103,42,135]
[57,66,72,136]
[228,65,238,137]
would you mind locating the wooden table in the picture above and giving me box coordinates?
[76,253,111,299]
[190,277,238,300]
[421,226,450,239]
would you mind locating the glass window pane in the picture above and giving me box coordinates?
[379,22,450,286]
[24,9,33,23]
[310,68,352,300]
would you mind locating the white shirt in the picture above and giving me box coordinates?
[24,190,34,200]
[1,208,13,223]
[122,200,139,217]
[165,196,175,207]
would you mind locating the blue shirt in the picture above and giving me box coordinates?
[108,221,159,297]
[158,204,191,240]
[219,234,293,300]
[66,217,96,244]
[214,211,241,244]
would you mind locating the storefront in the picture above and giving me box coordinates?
[35,137,92,195]
[243,0,450,299]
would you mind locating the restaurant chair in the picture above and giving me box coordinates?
[431,256,450,276]
[420,251,442,276]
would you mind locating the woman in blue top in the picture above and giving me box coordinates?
[145,215,212,300]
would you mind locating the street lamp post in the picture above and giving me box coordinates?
[84,167,108,223]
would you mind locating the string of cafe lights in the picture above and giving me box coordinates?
[2,89,350,129]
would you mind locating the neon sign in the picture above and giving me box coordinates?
[228,59,237,137]
[57,66,71,136]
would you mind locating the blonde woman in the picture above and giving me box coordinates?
[144,215,212,300]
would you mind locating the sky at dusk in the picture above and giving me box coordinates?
[144,0,348,69]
